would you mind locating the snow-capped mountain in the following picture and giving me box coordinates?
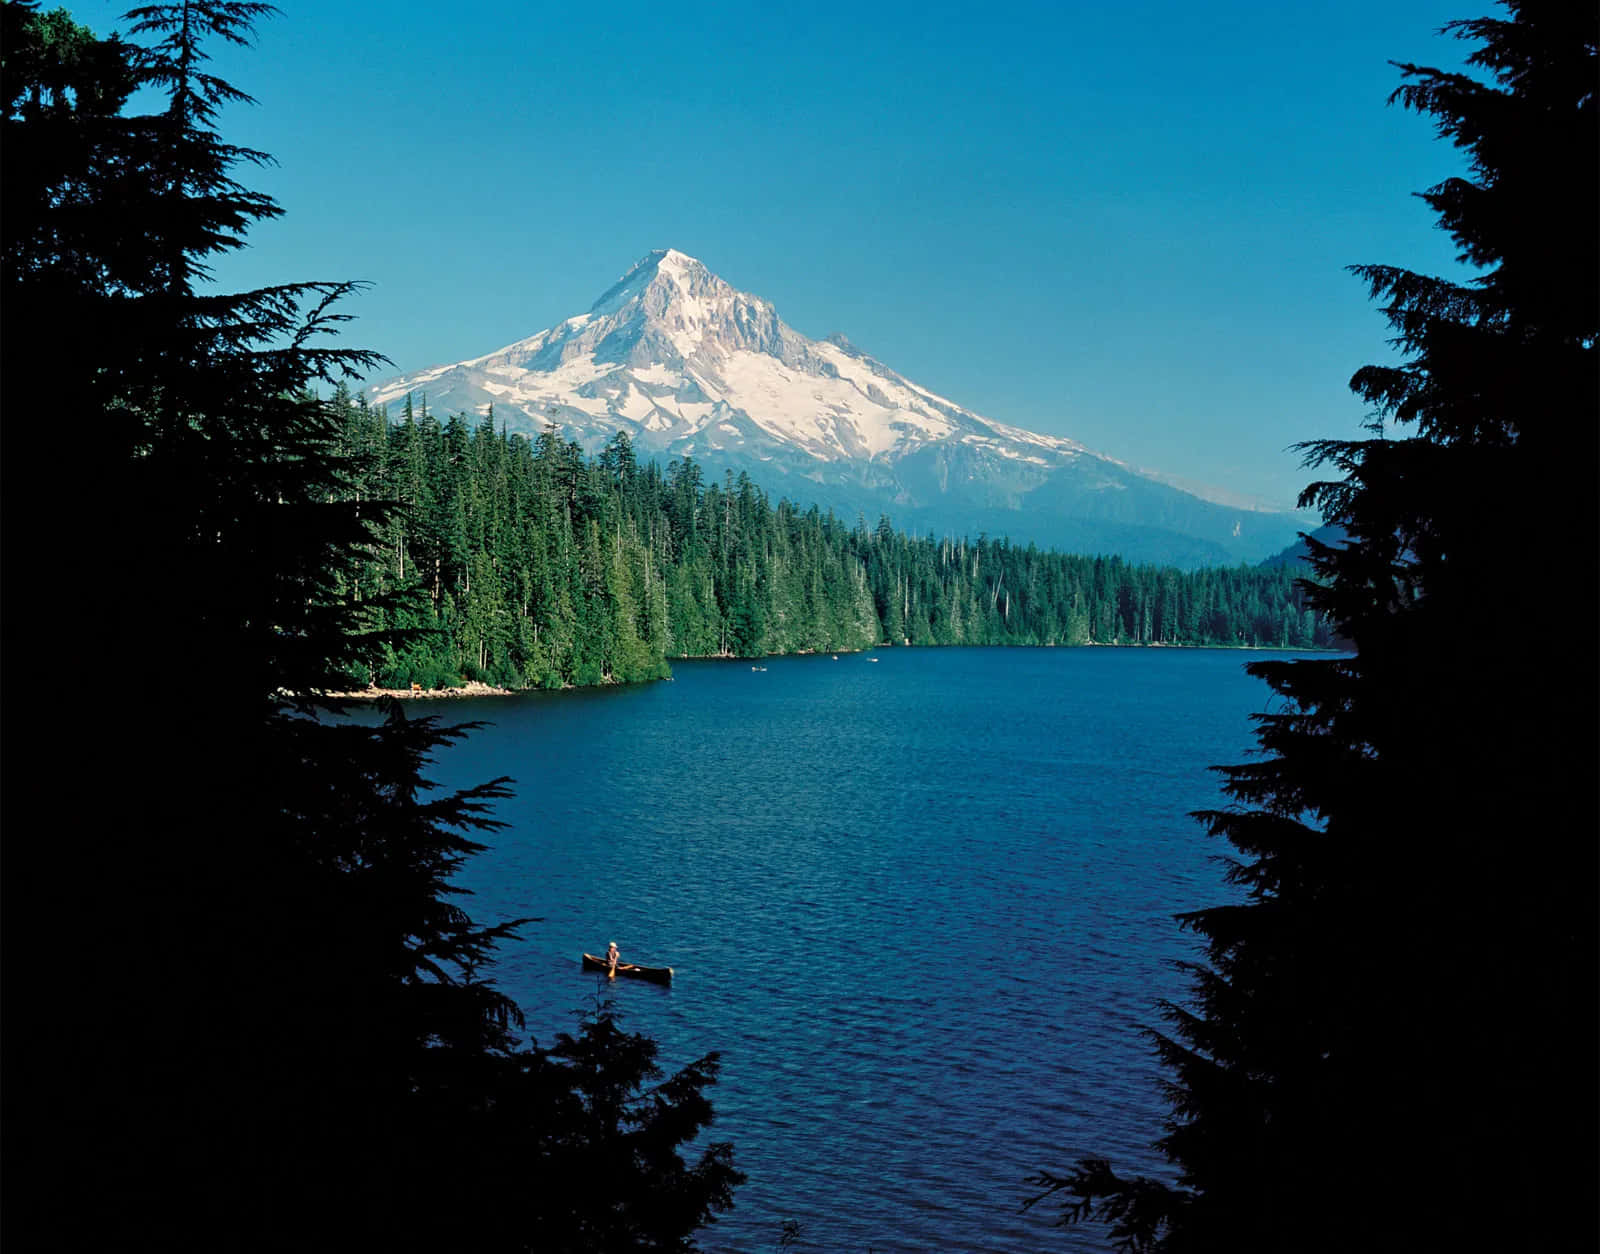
[367,249,1305,565]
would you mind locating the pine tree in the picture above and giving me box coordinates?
[1030,6,1597,1249]
[2,5,744,1248]
[501,1003,745,1252]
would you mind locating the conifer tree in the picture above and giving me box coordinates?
[1030,5,1596,1249]
[2,5,743,1248]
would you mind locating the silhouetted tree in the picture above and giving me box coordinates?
[1029,5,1596,1250]
[502,1003,744,1252]
[1,4,743,1249]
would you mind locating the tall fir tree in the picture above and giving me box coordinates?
[1029,5,1597,1249]
[2,5,743,1249]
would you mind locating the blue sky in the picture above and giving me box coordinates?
[96,0,1472,508]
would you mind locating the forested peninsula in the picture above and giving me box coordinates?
[332,389,1338,691]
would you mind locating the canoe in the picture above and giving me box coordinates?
[582,953,673,985]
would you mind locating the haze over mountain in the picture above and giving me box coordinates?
[367,250,1309,565]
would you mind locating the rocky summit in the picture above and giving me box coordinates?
[367,249,1307,566]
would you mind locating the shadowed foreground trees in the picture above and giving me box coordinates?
[1,3,739,1248]
[1030,4,1596,1250]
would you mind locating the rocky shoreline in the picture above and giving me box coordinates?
[329,680,518,701]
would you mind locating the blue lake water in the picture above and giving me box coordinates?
[365,646,1313,1250]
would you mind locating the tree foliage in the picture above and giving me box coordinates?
[506,1005,743,1252]
[1,4,739,1247]
[1031,5,1596,1249]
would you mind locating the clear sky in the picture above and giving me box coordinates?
[93,0,1474,509]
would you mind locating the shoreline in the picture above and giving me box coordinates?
[326,679,519,701]
[330,641,1345,701]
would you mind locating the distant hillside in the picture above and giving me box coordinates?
[1258,522,1348,570]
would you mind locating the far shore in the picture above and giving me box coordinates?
[326,641,1345,701]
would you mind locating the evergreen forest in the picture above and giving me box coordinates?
[329,390,1339,691]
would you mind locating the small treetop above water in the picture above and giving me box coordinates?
[507,1002,745,1253]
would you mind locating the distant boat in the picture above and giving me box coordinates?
[868,657,879,662]
[831,655,838,660]
[582,953,673,985]
[751,665,767,672]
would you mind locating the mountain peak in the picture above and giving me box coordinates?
[590,248,709,313]
[574,247,805,369]
[653,246,701,271]
[625,246,705,281]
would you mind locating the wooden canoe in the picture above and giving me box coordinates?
[582,953,673,985]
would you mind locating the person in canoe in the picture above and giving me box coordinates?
[581,947,672,983]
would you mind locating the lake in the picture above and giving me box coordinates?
[363,646,1313,1250]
